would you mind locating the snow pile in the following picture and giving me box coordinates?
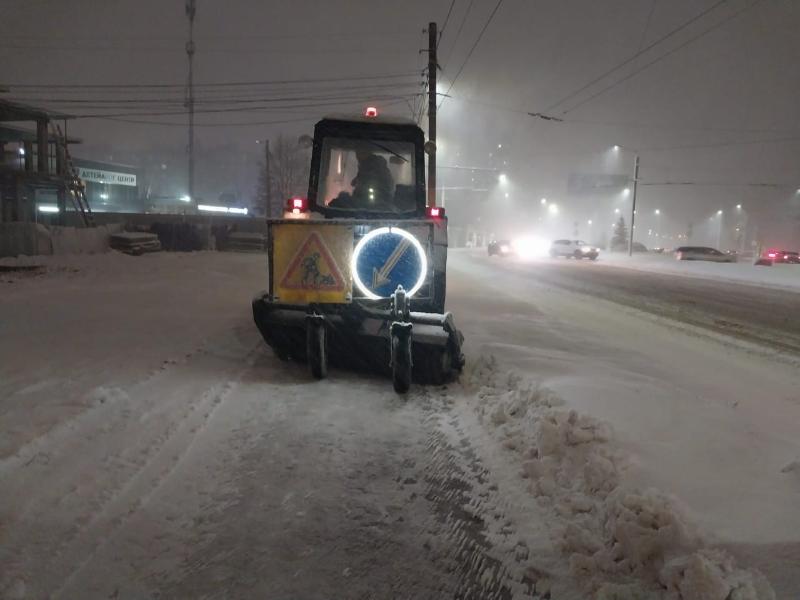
[463,356,775,600]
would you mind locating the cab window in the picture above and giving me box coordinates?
[318,137,417,213]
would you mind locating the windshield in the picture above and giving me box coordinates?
[317,137,417,213]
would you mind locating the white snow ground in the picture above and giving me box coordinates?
[1,250,797,598]
[596,252,800,291]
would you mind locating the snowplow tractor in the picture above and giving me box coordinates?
[252,115,464,392]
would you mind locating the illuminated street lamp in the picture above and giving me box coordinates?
[622,187,630,196]
[548,203,559,215]
[498,173,508,185]
[540,197,547,204]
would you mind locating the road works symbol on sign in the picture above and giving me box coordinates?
[372,238,412,288]
[280,231,345,291]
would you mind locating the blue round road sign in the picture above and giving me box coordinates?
[353,228,426,299]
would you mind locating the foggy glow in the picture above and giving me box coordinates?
[717,209,723,215]
[540,198,547,204]
[654,209,660,215]
[180,195,192,202]
[548,203,559,215]
[498,173,508,185]
[512,236,550,260]
[622,188,630,196]
[198,204,248,215]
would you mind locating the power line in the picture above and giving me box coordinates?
[439,0,505,110]
[539,0,729,114]
[90,100,413,127]
[441,0,476,68]
[562,0,765,114]
[439,0,458,44]
[3,72,420,90]
[640,180,795,188]
[69,95,421,119]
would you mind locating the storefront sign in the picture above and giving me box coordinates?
[77,167,137,187]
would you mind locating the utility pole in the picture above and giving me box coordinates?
[628,154,639,256]
[263,139,272,219]
[185,0,196,207]
[427,22,437,208]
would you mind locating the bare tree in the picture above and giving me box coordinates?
[257,134,310,217]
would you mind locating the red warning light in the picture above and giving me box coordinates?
[287,197,308,214]
[427,206,444,218]
[365,106,378,118]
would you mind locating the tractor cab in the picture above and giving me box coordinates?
[309,116,427,219]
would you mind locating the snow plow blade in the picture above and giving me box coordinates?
[252,294,464,385]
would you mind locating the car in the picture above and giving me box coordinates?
[488,239,514,257]
[674,246,736,262]
[769,249,800,264]
[549,239,599,260]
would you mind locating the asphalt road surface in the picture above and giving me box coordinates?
[471,252,800,356]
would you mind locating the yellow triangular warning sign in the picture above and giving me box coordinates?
[279,231,346,291]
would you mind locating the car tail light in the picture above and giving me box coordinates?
[768,252,776,258]
[426,206,445,219]
[287,197,308,215]
[365,106,378,118]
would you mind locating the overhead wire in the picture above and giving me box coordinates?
[3,72,420,90]
[438,0,505,110]
[439,0,458,44]
[561,0,766,114]
[440,0,476,68]
[538,0,729,115]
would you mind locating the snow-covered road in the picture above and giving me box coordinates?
[1,250,796,598]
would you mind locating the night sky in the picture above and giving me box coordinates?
[3,0,799,239]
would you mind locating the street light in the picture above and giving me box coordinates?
[717,209,723,215]
[498,173,508,185]
[548,203,559,215]
[654,209,660,215]
[622,187,630,196]
[540,197,547,204]
[735,204,742,210]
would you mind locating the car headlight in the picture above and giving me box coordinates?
[581,246,592,253]
[500,244,510,253]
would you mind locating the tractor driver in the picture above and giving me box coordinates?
[330,145,395,209]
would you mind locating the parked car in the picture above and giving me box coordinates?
[769,249,800,264]
[549,239,599,260]
[488,239,514,257]
[674,246,736,262]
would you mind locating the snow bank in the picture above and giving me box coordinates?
[599,253,800,291]
[463,356,775,599]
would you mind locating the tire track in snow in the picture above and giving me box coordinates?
[417,387,542,599]
[0,342,263,599]
[49,355,256,600]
